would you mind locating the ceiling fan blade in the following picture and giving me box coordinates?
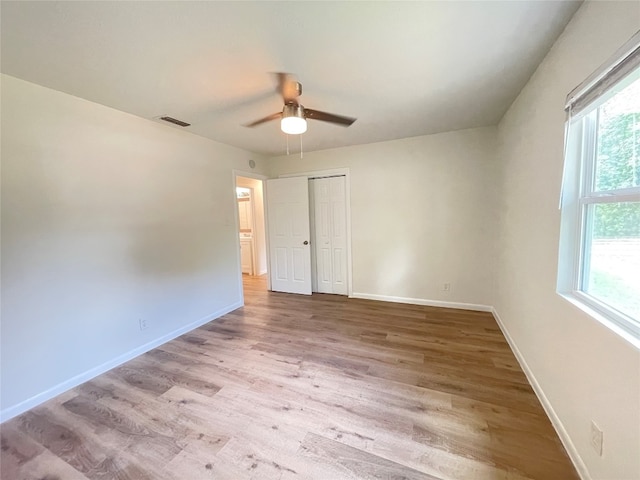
[305,108,356,126]
[274,72,302,104]
[244,111,282,127]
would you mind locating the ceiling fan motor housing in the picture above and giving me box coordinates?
[283,103,305,118]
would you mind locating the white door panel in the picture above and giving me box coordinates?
[267,177,312,295]
[311,176,348,295]
[274,247,288,280]
[333,248,345,285]
[292,247,307,281]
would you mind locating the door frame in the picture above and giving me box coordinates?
[279,168,353,297]
[232,170,270,304]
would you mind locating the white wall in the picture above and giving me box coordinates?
[236,176,267,275]
[270,127,498,309]
[494,2,640,479]
[0,74,267,420]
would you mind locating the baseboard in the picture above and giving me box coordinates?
[0,301,242,423]
[491,307,591,480]
[349,292,492,312]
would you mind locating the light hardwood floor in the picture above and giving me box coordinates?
[1,275,578,480]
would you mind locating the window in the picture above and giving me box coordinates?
[558,32,640,346]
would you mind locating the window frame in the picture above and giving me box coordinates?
[558,60,640,348]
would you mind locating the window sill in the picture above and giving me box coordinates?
[558,292,640,350]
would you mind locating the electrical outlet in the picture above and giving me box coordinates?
[591,421,603,456]
[443,282,451,292]
[139,318,148,331]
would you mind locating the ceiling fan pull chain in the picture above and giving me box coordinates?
[286,134,290,155]
[300,134,303,159]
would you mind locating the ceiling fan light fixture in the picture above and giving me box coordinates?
[281,104,307,134]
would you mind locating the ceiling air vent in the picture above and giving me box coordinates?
[159,116,191,127]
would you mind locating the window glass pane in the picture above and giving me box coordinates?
[583,201,640,321]
[595,77,640,192]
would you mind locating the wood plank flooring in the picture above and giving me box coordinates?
[1,275,579,480]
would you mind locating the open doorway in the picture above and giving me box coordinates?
[234,173,268,297]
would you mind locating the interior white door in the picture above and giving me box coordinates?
[240,239,253,274]
[237,198,252,231]
[266,177,312,295]
[311,176,348,295]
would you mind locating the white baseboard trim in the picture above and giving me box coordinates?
[349,292,492,312]
[491,307,591,480]
[0,301,242,423]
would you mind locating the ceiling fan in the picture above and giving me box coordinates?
[243,73,356,135]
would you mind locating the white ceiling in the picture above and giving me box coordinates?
[1,1,581,156]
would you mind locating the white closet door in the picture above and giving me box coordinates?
[313,178,333,293]
[312,176,347,295]
[266,177,312,295]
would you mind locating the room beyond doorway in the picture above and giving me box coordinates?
[234,173,268,297]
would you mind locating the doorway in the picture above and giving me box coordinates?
[234,173,268,297]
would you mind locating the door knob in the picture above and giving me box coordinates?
[303,240,309,245]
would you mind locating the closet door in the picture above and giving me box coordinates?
[311,176,347,295]
[266,177,312,295]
